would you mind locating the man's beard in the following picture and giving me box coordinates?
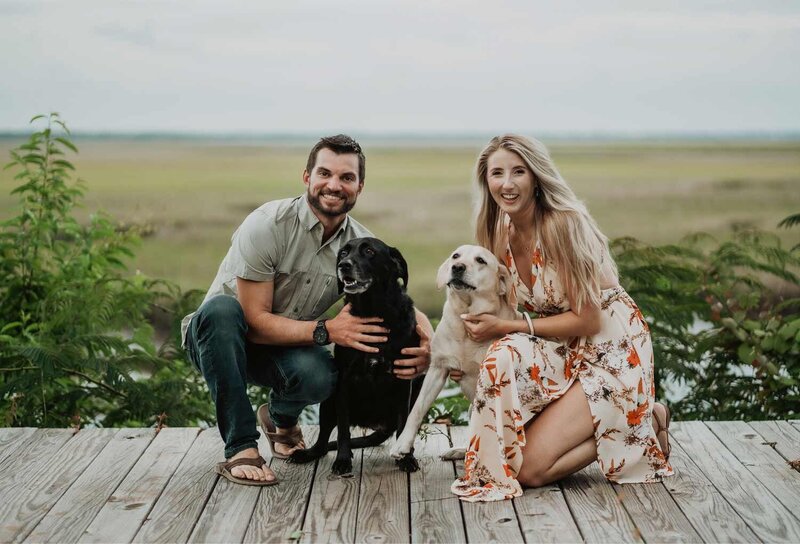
[307,189,356,218]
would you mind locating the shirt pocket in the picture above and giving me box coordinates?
[307,273,339,319]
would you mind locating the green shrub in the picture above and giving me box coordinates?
[0,114,212,427]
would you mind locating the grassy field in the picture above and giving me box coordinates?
[1,137,798,316]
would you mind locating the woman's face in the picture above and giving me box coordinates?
[486,148,535,217]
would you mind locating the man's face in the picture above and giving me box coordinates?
[304,148,363,218]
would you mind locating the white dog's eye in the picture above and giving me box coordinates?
[476,257,486,265]
[452,253,460,259]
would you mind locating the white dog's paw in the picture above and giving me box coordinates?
[440,447,466,461]
[390,439,413,460]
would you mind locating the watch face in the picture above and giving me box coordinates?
[314,321,328,344]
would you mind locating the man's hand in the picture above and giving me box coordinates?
[394,324,431,380]
[326,303,389,353]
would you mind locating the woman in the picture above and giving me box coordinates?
[451,135,673,502]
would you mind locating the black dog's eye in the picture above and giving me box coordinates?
[364,246,375,257]
[338,249,348,258]
[476,257,486,265]
[452,253,460,259]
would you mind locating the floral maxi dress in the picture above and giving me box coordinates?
[451,220,674,502]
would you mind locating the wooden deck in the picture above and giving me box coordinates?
[1,421,799,543]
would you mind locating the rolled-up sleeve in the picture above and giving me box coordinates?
[228,210,281,282]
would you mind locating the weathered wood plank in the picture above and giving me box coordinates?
[0,428,114,543]
[25,428,155,544]
[79,428,199,544]
[0,428,37,468]
[451,426,524,543]
[612,481,701,543]
[244,426,320,544]
[514,485,583,543]
[660,433,758,543]
[410,424,466,544]
[748,420,800,463]
[707,421,800,525]
[673,420,800,542]
[301,429,363,544]
[133,427,223,544]
[355,434,409,543]
[561,463,642,543]
[0,429,73,479]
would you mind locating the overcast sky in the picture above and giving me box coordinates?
[1,0,799,134]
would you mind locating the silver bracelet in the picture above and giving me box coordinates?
[523,313,534,336]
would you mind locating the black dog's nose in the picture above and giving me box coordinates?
[339,261,352,272]
[451,263,466,275]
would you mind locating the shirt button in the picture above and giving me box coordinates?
[306,279,311,284]
[294,308,299,313]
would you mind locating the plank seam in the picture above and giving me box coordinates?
[558,480,586,543]
[127,428,201,544]
[447,426,470,544]
[510,498,528,544]
[673,424,774,541]
[651,479,706,542]
[705,421,800,527]
[21,429,116,542]
[297,455,320,540]
[748,420,800,464]
[183,471,221,543]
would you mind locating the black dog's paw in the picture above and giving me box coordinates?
[331,457,353,475]
[288,448,320,464]
[395,453,419,473]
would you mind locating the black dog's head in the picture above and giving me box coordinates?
[336,237,408,295]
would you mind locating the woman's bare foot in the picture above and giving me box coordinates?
[228,448,276,482]
[273,426,305,457]
[652,402,671,458]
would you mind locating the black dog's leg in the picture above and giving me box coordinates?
[288,395,336,464]
[331,372,354,475]
[394,383,419,473]
[326,429,392,451]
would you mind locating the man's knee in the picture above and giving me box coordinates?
[288,348,337,403]
[195,296,246,335]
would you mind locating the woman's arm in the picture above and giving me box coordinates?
[461,301,602,342]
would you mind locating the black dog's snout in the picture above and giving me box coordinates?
[451,263,466,276]
[339,261,353,272]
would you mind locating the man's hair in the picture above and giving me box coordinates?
[306,134,366,182]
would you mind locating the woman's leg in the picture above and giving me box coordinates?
[517,381,596,488]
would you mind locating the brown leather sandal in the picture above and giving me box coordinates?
[654,403,672,460]
[257,403,305,460]
[215,455,278,486]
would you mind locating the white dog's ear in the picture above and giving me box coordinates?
[436,258,450,290]
[497,264,517,307]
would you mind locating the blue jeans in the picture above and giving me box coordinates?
[185,295,337,458]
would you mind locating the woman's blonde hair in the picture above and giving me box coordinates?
[474,134,616,312]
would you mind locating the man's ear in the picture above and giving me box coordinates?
[436,258,450,290]
[497,264,517,307]
[388,246,409,289]
[302,169,310,188]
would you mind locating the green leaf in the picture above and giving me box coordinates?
[54,137,78,153]
[29,114,45,123]
[737,343,755,365]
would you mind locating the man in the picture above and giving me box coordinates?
[181,135,433,485]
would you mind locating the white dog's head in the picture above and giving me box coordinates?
[436,245,514,303]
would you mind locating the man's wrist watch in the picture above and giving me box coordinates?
[313,319,330,345]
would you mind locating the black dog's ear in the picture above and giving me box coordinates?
[388,246,409,289]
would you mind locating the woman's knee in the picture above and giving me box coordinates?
[517,464,550,488]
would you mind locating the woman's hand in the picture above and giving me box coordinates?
[460,313,512,343]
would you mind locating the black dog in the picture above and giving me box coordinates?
[289,237,423,474]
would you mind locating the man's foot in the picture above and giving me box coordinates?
[256,403,306,459]
[273,426,305,457]
[228,447,276,483]
[652,402,671,459]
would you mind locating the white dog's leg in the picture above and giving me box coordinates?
[390,366,449,459]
